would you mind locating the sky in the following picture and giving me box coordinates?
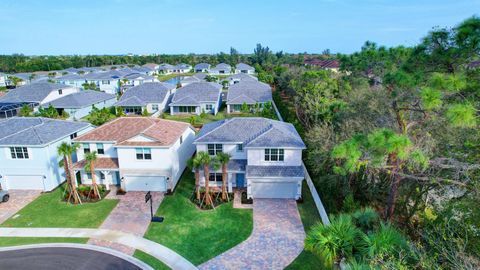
[0,0,478,55]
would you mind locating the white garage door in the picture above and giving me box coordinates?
[125,176,167,192]
[6,175,45,190]
[251,181,298,199]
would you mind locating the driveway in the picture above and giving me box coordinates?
[88,190,164,255]
[200,199,305,270]
[0,245,147,270]
[0,190,41,224]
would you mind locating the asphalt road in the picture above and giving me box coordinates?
[0,247,143,270]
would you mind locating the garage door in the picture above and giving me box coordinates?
[124,176,167,192]
[5,175,45,190]
[251,181,298,199]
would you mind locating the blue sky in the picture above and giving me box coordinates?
[0,0,478,55]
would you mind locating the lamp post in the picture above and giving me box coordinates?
[145,191,164,223]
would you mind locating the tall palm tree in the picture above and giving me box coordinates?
[187,155,202,200]
[84,151,101,199]
[216,152,231,201]
[57,142,82,204]
[197,151,219,207]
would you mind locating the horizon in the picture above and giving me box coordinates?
[0,0,479,55]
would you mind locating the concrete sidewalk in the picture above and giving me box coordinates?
[0,227,197,270]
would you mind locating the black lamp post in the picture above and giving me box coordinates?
[145,191,164,223]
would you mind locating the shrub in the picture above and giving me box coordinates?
[352,207,379,232]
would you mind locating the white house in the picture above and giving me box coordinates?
[0,117,92,191]
[235,63,255,74]
[194,63,211,73]
[226,81,272,113]
[226,73,258,85]
[72,117,196,192]
[173,64,192,73]
[158,64,175,74]
[47,90,117,120]
[169,82,222,115]
[143,63,160,74]
[115,82,176,115]
[209,63,232,75]
[194,117,306,199]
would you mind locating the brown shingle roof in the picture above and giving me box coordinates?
[73,157,119,170]
[74,117,190,146]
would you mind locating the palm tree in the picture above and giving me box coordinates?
[57,142,82,204]
[84,151,101,199]
[197,151,219,207]
[187,155,202,200]
[216,152,231,201]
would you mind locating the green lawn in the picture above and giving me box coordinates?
[134,250,171,270]
[1,185,119,228]
[142,170,253,266]
[0,237,88,247]
[286,181,324,270]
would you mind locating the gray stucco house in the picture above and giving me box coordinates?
[47,90,116,120]
[169,82,222,115]
[115,82,176,115]
[194,63,211,73]
[226,73,258,85]
[210,63,232,75]
[235,63,255,74]
[226,81,272,113]
[194,117,306,199]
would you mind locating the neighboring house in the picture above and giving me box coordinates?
[0,117,92,191]
[158,63,175,74]
[72,117,196,192]
[226,73,258,85]
[143,63,160,73]
[173,63,192,73]
[194,63,211,73]
[115,82,176,115]
[226,81,272,113]
[180,75,202,86]
[209,63,232,75]
[47,90,117,120]
[235,63,255,74]
[193,117,306,199]
[0,73,7,87]
[120,73,157,92]
[0,82,79,113]
[56,73,86,88]
[304,58,340,72]
[169,82,222,115]
[83,70,125,94]
[132,66,156,76]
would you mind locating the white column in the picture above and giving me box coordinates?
[101,171,111,190]
[228,173,233,192]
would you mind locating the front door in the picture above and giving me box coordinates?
[236,173,245,188]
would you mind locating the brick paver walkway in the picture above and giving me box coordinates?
[200,199,305,270]
[88,190,164,255]
[0,190,41,224]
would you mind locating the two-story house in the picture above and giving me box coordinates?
[72,117,196,192]
[193,117,306,199]
[0,117,92,191]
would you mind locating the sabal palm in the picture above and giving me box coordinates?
[216,152,231,200]
[305,214,364,267]
[360,223,407,259]
[85,151,101,199]
[187,155,202,200]
[57,142,81,204]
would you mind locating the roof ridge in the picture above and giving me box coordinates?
[0,118,45,142]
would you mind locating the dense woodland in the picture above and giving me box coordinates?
[1,16,479,270]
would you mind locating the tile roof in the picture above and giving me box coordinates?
[73,157,119,170]
[235,63,255,71]
[170,82,222,105]
[246,165,305,178]
[115,82,174,107]
[227,81,272,104]
[48,90,115,109]
[194,118,305,148]
[74,117,190,147]
[0,117,91,146]
[0,82,76,103]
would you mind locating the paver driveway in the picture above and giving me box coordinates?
[0,190,41,224]
[200,199,305,270]
[88,190,163,255]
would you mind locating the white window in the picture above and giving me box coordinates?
[83,143,90,154]
[96,143,104,154]
[70,132,77,139]
[101,80,110,85]
[10,147,29,159]
[205,104,213,111]
[264,149,284,161]
[209,173,223,183]
[237,144,243,152]
[58,89,63,95]
[136,148,152,160]
[208,144,222,155]
[152,104,159,111]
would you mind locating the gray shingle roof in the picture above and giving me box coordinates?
[175,63,192,70]
[212,63,231,71]
[115,82,174,107]
[236,63,255,71]
[227,81,272,104]
[246,165,305,178]
[47,90,115,109]
[194,118,305,148]
[227,73,258,82]
[195,63,211,69]
[0,82,75,103]
[170,82,222,105]
[57,73,85,81]
[0,117,91,146]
